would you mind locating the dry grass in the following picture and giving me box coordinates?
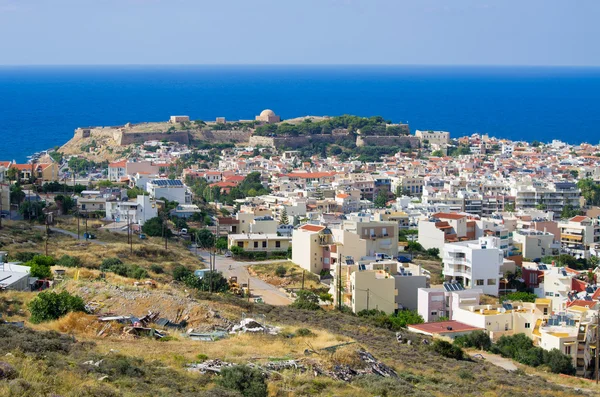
[250,262,323,290]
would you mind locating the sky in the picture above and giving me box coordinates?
[0,0,598,66]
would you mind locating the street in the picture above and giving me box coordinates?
[191,247,293,306]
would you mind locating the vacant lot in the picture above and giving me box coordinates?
[249,262,324,291]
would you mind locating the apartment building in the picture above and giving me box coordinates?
[558,215,600,257]
[443,236,504,296]
[227,233,291,253]
[417,283,483,322]
[418,212,475,251]
[373,210,410,230]
[338,220,399,259]
[511,180,580,216]
[146,179,191,204]
[292,225,334,274]
[104,194,158,225]
[512,229,557,259]
[415,130,450,145]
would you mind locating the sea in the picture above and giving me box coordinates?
[1,65,600,163]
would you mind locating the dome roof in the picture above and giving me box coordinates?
[260,109,276,117]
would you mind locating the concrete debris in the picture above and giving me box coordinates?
[230,318,280,335]
[187,350,395,383]
[82,359,103,367]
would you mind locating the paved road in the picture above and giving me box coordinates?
[35,226,107,246]
[191,248,292,306]
[470,351,517,371]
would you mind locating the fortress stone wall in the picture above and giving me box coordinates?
[356,135,420,148]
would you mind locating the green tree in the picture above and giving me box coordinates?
[569,170,579,179]
[374,188,389,208]
[279,208,289,225]
[28,291,86,323]
[543,349,576,375]
[6,167,18,183]
[561,204,580,219]
[426,248,440,258]
[54,194,75,214]
[9,184,25,205]
[432,339,464,360]
[500,291,538,303]
[431,150,443,157]
[172,265,192,281]
[216,365,267,397]
[141,217,172,237]
[454,330,492,350]
[504,202,515,212]
[19,201,46,221]
[57,255,81,268]
[215,236,228,251]
[197,229,215,249]
[291,290,321,310]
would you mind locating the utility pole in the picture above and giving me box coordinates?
[301,270,305,290]
[247,277,250,302]
[596,312,599,384]
[45,213,49,256]
[337,247,342,311]
[77,210,80,240]
[366,288,370,311]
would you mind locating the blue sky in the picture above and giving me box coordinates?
[0,0,597,66]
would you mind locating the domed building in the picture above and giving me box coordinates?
[255,109,281,123]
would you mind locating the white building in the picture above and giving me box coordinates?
[146,179,191,204]
[105,195,158,226]
[443,236,503,296]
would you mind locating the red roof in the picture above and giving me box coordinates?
[567,299,595,309]
[569,216,588,223]
[109,160,126,168]
[210,181,238,188]
[299,224,325,232]
[433,212,466,220]
[10,164,34,171]
[336,193,349,199]
[409,320,483,335]
[571,278,588,293]
[284,172,336,179]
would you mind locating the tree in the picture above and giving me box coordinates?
[19,201,46,221]
[197,229,215,249]
[216,365,267,397]
[500,291,537,303]
[6,167,18,183]
[215,237,228,251]
[426,248,440,258]
[279,208,289,225]
[141,217,172,237]
[9,184,25,205]
[504,202,515,212]
[291,290,321,310]
[28,291,86,323]
[569,170,579,179]
[454,330,492,350]
[374,188,389,208]
[561,204,580,219]
[431,150,443,157]
[172,265,192,281]
[432,339,464,360]
[54,194,75,214]
[543,349,576,375]
[531,140,540,147]
[24,255,55,279]
[57,255,81,268]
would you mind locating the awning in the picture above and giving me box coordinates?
[561,234,582,241]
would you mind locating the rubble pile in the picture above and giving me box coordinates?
[188,349,396,383]
[229,318,280,335]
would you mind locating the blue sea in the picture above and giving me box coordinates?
[1,65,600,162]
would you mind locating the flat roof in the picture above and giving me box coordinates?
[408,320,483,335]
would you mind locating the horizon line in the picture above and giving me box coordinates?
[1,63,600,68]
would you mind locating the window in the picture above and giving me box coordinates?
[262,241,267,248]
[237,242,243,248]
[275,241,281,248]
[525,323,531,329]
[565,346,572,355]
[254,242,258,248]
[543,308,548,315]
[545,292,553,297]
[476,279,484,286]
[430,311,438,316]
[487,279,496,285]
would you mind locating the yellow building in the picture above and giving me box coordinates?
[349,269,397,314]
[228,233,291,253]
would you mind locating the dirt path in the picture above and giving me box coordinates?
[35,226,107,246]
[191,248,292,306]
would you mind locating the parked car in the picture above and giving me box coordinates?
[225,251,232,257]
[139,233,147,240]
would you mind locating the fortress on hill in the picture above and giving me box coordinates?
[71,109,419,149]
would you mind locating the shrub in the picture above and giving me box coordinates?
[12,252,37,262]
[543,349,576,375]
[142,217,172,238]
[172,265,192,281]
[500,291,537,303]
[296,328,314,337]
[28,291,86,323]
[150,264,164,274]
[432,339,464,360]
[454,331,492,350]
[291,290,321,311]
[100,258,123,271]
[24,255,56,279]
[216,365,267,397]
[57,254,81,268]
[426,248,440,258]
[274,265,287,277]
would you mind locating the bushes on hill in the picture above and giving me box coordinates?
[458,332,576,375]
[100,257,148,279]
[57,254,81,268]
[142,216,172,238]
[500,291,537,303]
[28,291,86,323]
[432,339,465,360]
[172,264,193,281]
[291,290,321,311]
[24,255,56,279]
[216,365,267,397]
[357,309,424,331]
